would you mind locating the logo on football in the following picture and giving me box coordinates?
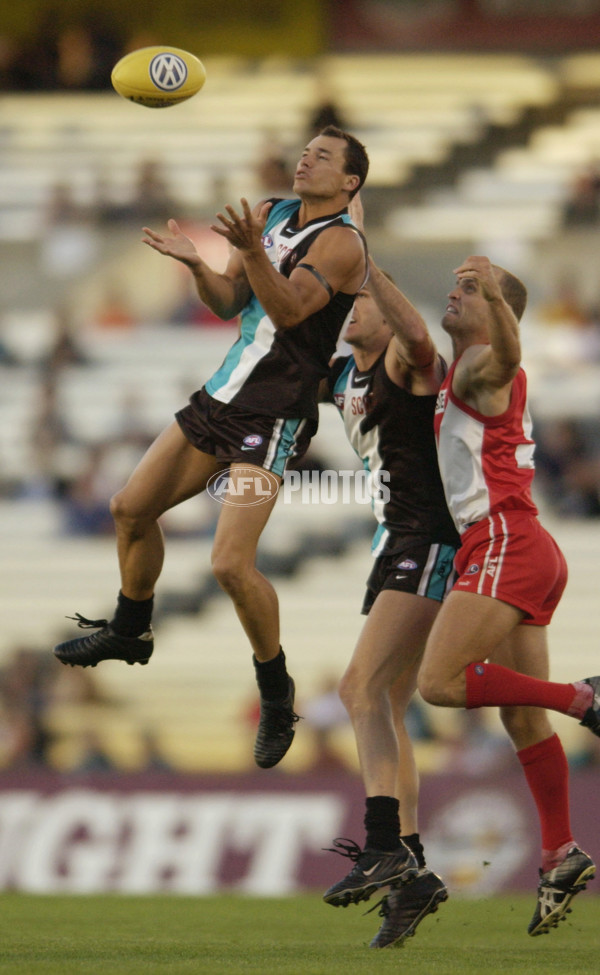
[149,53,188,92]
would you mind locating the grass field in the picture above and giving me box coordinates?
[1,892,598,975]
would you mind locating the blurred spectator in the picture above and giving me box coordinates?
[306,95,348,140]
[98,158,177,227]
[442,708,513,778]
[109,390,155,450]
[89,282,138,330]
[61,436,151,536]
[49,661,110,707]
[59,387,153,535]
[55,25,102,90]
[27,375,81,499]
[0,647,55,768]
[256,155,294,197]
[7,14,121,91]
[61,445,118,535]
[70,729,116,773]
[404,695,439,742]
[138,728,174,772]
[534,418,600,518]
[537,276,590,329]
[56,15,121,91]
[568,727,600,769]
[302,674,353,771]
[254,132,294,197]
[39,180,100,281]
[40,304,90,376]
[562,164,600,228]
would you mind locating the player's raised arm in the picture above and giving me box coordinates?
[348,193,437,375]
[142,218,252,320]
[452,256,522,395]
[367,260,437,372]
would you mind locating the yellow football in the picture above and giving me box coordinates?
[111,46,206,108]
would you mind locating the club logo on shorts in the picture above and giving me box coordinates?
[149,53,188,91]
[466,563,480,575]
[242,435,263,450]
[397,559,418,570]
[261,234,273,248]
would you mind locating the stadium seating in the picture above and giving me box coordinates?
[1,491,598,773]
[2,52,600,774]
[0,53,561,240]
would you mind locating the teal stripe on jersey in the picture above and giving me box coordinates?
[205,199,300,401]
[205,294,267,396]
[332,358,354,398]
[334,356,388,529]
[264,198,299,233]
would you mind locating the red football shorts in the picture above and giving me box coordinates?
[452,510,568,626]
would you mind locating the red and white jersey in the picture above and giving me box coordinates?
[434,359,537,534]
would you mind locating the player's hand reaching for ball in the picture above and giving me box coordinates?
[211,198,272,255]
[142,220,201,268]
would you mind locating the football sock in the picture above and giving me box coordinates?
[253,647,289,701]
[402,832,426,870]
[465,662,592,716]
[110,591,154,638]
[364,795,400,852]
[541,841,576,875]
[517,734,573,871]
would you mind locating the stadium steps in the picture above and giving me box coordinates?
[393,55,600,205]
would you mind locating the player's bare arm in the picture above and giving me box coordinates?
[348,193,439,391]
[366,260,443,394]
[451,256,521,414]
[213,198,366,330]
[142,218,252,320]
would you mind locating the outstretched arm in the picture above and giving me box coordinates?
[212,198,366,330]
[367,259,437,370]
[142,218,252,321]
[348,193,440,385]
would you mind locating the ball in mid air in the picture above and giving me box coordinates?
[111,46,206,108]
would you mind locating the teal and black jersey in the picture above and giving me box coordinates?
[329,351,459,552]
[205,198,367,421]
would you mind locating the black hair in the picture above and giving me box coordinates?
[319,125,369,199]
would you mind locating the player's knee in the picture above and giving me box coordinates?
[500,705,552,748]
[339,665,387,718]
[211,552,246,595]
[417,668,444,706]
[338,668,358,715]
[109,490,147,535]
[109,488,131,524]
